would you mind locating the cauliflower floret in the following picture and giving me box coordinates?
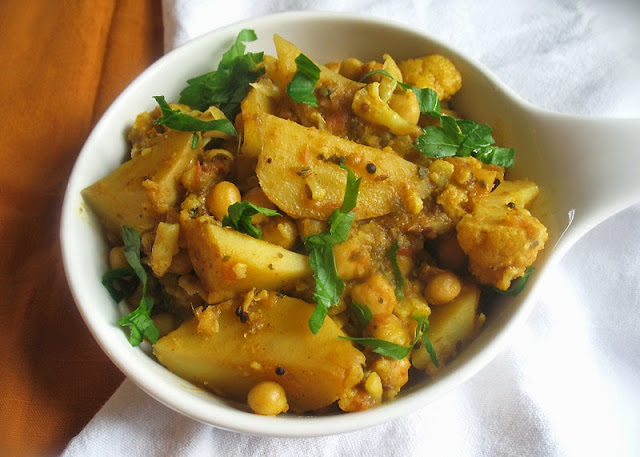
[456,181,548,290]
[430,157,505,223]
[378,54,402,102]
[399,54,462,101]
[352,82,421,136]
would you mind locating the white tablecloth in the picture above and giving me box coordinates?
[63,1,640,455]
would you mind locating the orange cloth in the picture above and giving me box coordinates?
[0,1,163,454]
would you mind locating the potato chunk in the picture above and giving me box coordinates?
[411,283,483,375]
[249,112,429,220]
[265,34,363,100]
[456,180,548,289]
[82,130,197,238]
[181,214,312,303]
[262,35,364,137]
[153,293,366,413]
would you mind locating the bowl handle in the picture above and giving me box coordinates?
[533,113,640,242]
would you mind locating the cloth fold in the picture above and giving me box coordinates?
[0,1,163,454]
[63,1,640,455]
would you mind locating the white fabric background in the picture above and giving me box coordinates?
[64,1,640,456]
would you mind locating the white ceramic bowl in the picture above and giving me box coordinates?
[60,11,640,436]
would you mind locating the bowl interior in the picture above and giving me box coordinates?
[61,11,563,436]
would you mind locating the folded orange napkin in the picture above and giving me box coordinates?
[0,1,162,454]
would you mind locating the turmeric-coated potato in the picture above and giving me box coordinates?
[250,113,429,221]
[411,283,483,376]
[82,130,197,238]
[153,293,365,413]
[181,214,312,303]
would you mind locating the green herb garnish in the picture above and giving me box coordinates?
[387,241,405,301]
[118,296,159,348]
[492,266,536,297]
[104,226,160,347]
[178,29,265,119]
[350,301,374,331]
[101,267,137,303]
[414,116,514,167]
[222,201,280,239]
[339,336,413,359]
[153,96,237,136]
[340,314,438,365]
[286,53,322,107]
[304,164,362,334]
[191,132,199,149]
[306,243,343,332]
[413,314,439,367]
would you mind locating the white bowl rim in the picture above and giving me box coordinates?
[60,10,550,437]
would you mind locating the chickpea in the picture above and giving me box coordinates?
[206,181,241,221]
[364,372,383,403]
[247,381,289,416]
[389,90,420,125]
[261,216,299,250]
[242,187,276,225]
[437,235,467,272]
[334,238,372,281]
[369,314,410,346]
[109,246,128,270]
[350,273,397,318]
[371,357,411,399]
[424,271,461,305]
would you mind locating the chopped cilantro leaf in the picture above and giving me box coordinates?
[179,29,264,119]
[340,314,439,365]
[387,241,405,301]
[414,125,461,158]
[101,267,136,303]
[286,53,321,106]
[153,96,237,135]
[222,201,280,239]
[414,116,514,168]
[475,146,515,167]
[118,296,159,347]
[304,164,362,334]
[121,226,146,287]
[307,243,343,332]
[350,301,374,331]
[116,226,159,347]
[413,314,439,367]
[411,86,442,118]
[339,336,412,359]
[337,163,361,212]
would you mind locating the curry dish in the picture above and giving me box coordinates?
[82,33,548,416]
